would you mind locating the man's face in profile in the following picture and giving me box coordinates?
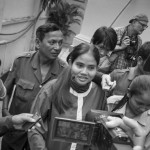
[38,30,64,61]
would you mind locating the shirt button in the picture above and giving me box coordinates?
[39,85,42,88]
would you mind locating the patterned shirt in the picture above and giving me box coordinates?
[111,26,142,70]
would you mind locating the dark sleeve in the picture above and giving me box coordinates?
[0,116,13,137]
[2,58,19,116]
[92,71,103,86]
[110,69,124,82]
[28,80,56,150]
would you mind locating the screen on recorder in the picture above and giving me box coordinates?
[55,120,90,141]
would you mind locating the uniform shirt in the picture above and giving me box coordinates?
[4,51,66,114]
[28,79,105,150]
[3,51,67,150]
[107,98,150,150]
[110,67,139,95]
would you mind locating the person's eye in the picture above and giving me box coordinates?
[58,40,63,46]
[88,66,95,70]
[137,101,143,106]
[76,63,83,68]
[49,40,56,45]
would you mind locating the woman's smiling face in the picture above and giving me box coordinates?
[71,51,97,86]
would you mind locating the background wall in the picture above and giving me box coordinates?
[0,0,150,75]
[0,0,87,76]
[0,0,46,76]
[73,0,150,45]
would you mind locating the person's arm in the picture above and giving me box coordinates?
[106,116,146,150]
[113,27,130,52]
[114,35,130,52]
[28,81,56,150]
[93,71,103,86]
[0,116,13,136]
[28,90,49,150]
[2,58,19,116]
[0,113,40,137]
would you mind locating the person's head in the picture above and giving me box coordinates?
[112,75,150,116]
[129,14,148,35]
[136,41,150,74]
[35,23,64,61]
[67,43,100,86]
[127,75,150,116]
[53,43,100,113]
[91,26,117,57]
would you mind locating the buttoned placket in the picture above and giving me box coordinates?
[69,82,92,150]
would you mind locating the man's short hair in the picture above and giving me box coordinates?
[36,23,62,41]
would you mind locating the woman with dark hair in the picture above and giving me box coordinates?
[28,43,106,150]
[107,75,150,150]
[91,26,117,73]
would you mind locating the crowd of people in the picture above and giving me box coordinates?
[0,13,150,150]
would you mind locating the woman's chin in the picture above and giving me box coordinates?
[76,79,89,86]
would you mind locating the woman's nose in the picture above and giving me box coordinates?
[81,67,88,74]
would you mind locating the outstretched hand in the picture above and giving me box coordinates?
[123,116,146,149]
[101,74,116,91]
[105,116,146,150]
[12,113,41,130]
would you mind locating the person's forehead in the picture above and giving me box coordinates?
[136,91,150,103]
[143,92,150,103]
[75,52,97,64]
[44,30,63,39]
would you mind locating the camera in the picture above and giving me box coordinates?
[130,39,136,46]
[51,110,133,150]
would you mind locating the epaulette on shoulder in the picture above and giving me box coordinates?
[15,51,36,59]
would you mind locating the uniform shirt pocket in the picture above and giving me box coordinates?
[16,78,35,102]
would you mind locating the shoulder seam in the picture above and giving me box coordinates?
[15,51,36,59]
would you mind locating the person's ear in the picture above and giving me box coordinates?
[35,38,41,50]
[127,88,131,98]
[137,56,144,65]
[68,59,72,66]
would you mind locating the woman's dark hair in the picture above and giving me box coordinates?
[137,41,150,61]
[67,43,100,65]
[112,75,150,111]
[53,43,100,113]
[91,26,117,51]
[36,23,62,41]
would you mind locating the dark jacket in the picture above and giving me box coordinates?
[28,78,106,150]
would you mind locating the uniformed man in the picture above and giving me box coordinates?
[106,41,150,96]
[1,23,67,150]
